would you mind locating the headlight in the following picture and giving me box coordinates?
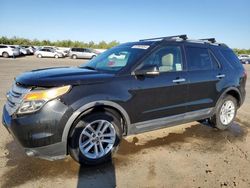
[17,85,71,114]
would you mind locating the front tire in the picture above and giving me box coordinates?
[210,95,237,130]
[72,55,77,59]
[37,54,42,58]
[68,111,122,165]
[54,54,59,58]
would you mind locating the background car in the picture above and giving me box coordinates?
[21,45,36,55]
[17,46,29,55]
[240,57,250,64]
[43,46,69,57]
[0,45,20,58]
[35,48,64,58]
[238,54,250,60]
[68,48,97,59]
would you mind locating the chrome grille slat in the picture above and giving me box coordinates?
[5,83,31,115]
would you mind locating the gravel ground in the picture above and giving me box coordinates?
[0,56,250,188]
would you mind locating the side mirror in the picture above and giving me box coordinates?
[134,65,160,76]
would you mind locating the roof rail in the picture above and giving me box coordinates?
[199,38,216,43]
[140,34,188,42]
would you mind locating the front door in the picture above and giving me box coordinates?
[130,44,188,123]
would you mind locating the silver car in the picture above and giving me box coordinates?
[35,48,64,58]
[68,48,97,59]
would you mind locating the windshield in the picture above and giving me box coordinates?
[79,45,149,72]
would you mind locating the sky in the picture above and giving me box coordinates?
[0,0,250,48]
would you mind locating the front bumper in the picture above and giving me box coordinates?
[2,99,73,160]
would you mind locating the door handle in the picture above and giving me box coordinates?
[172,78,186,83]
[216,74,225,79]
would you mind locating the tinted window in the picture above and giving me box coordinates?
[85,49,92,53]
[220,49,242,68]
[142,46,183,72]
[209,51,220,69]
[186,47,212,71]
[72,48,79,52]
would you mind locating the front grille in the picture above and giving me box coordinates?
[5,83,31,115]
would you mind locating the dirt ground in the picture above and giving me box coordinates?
[0,56,250,188]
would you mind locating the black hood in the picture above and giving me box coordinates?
[15,67,114,87]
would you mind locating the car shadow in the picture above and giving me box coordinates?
[115,121,248,157]
[1,121,247,187]
[1,141,116,188]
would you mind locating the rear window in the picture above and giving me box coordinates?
[186,46,212,71]
[220,49,242,68]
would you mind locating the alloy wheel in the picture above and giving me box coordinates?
[219,100,235,125]
[78,120,116,159]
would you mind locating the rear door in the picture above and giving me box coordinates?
[185,44,219,112]
[82,48,91,58]
[47,49,54,57]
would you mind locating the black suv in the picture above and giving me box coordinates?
[2,35,246,165]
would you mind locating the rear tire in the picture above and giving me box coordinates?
[210,95,237,130]
[91,55,96,59]
[2,52,9,58]
[55,54,59,58]
[68,110,122,165]
[72,55,77,59]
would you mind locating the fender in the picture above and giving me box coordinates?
[61,100,131,145]
[215,87,242,108]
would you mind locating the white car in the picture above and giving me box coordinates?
[238,54,250,60]
[18,47,28,55]
[21,46,36,54]
[0,45,20,58]
[43,46,69,56]
[35,48,64,58]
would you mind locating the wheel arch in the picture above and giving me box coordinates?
[217,87,242,107]
[71,54,77,58]
[61,100,131,152]
[2,51,9,56]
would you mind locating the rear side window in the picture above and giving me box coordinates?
[220,49,242,68]
[209,51,221,69]
[186,46,212,71]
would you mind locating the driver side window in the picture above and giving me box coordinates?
[143,46,183,72]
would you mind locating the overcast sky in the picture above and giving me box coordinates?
[0,0,250,48]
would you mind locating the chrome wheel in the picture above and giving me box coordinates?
[79,120,116,159]
[219,100,235,125]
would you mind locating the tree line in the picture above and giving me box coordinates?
[0,36,249,53]
[0,36,120,49]
[233,48,250,55]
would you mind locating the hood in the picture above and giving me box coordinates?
[15,66,114,87]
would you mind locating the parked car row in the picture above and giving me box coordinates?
[35,47,100,59]
[238,54,250,64]
[0,44,101,59]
